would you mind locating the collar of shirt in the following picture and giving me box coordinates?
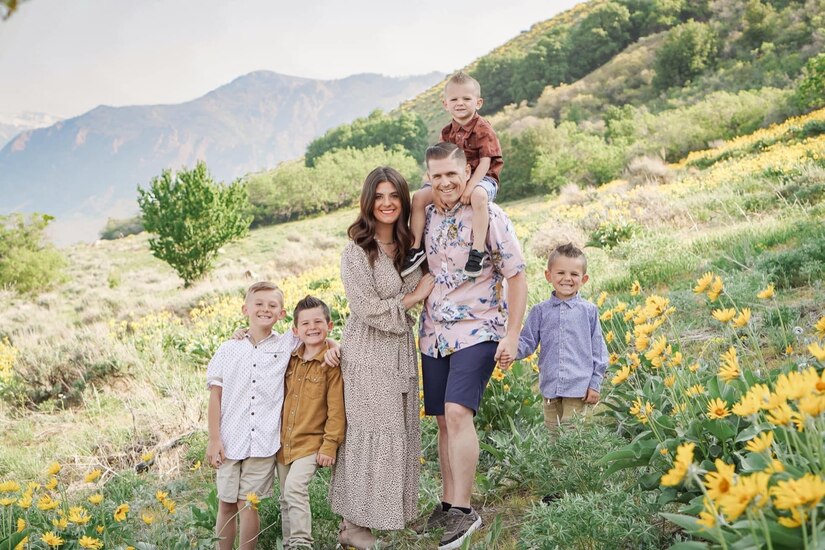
[290,341,330,363]
[550,292,582,308]
[449,112,480,134]
[244,331,279,346]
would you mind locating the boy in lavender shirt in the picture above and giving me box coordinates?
[514,243,608,434]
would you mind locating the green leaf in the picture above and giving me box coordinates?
[480,441,504,461]
[734,422,772,443]
[704,418,736,441]
[668,542,709,550]
[660,513,724,544]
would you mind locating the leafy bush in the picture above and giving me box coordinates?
[476,358,542,433]
[99,215,143,240]
[137,162,252,287]
[653,20,718,89]
[247,145,421,226]
[795,53,825,110]
[304,110,427,167]
[0,213,66,294]
[587,219,637,249]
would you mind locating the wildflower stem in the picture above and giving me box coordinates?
[689,469,729,550]
[757,510,774,550]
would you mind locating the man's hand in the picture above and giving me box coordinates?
[231,328,247,340]
[494,335,518,370]
[324,346,341,367]
[206,439,225,469]
[583,388,600,404]
[316,452,335,467]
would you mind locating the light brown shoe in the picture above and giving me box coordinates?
[338,520,377,550]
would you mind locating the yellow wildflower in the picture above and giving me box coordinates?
[600,309,614,321]
[704,459,735,501]
[635,334,650,352]
[765,459,785,474]
[502,384,510,392]
[815,315,825,339]
[669,351,683,367]
[694,272,714,293]
[685,384,706,398]
[697,498,719,529]
[40,532,64,547]
[614,301,628,312]
[733,308,751,328]
[756,284,775,299]
[88,493,104,505]
[155,490,169,503]
[645,335,668,360]
[660,442,695,487]
[719,347,740,382]
[17,492,32,509]
[596,291,608,307]
[45,476,58,491]
[663,374,676,388]
[37,494,60,511]
[712,308,736,323]
[707,276,724,301]
[142,510,155,525]
[605,331,614,344]
[78,536,104,550]
[785,344,793,355]
[778,508,807,528]
[771,473,825,511]
[246,492,261,510]
[688,362,700,373]
[46,462,61,476]
[799,393,825,416]
[190,460,202,471]
[718,472,770,521]
[491,368,505,381]
[745,431,774,453]
[113,502,130,522]
[630,280,641,296]
[163,498,177,514]
[0,497,14,506]
[611,365,631,386]
[52,516,68,529]
[775,371,808,401]
[809,342,825,361]
[141,451,154,463]
[608,352,619,366]
[68,506,91,525]
[766,403,794,426]
[0,480,20,493]
[17,518,25,532]
[84,469,102,483]
[707,398,730,419]
[95,525,104,534]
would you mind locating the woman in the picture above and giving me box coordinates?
[329,166,435,549]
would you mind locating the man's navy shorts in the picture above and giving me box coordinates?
[421,341,498,416]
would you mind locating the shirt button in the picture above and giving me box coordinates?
[251,428,255,431]
[251,412,255,415]
[253,364,256,367]
[252,396,255,399]
[252,380,256,383]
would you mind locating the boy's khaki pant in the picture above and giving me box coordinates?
[543,397,591,437]
[276,454,318,549]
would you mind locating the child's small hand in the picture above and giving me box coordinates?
[460,185,474,205]
[316,452,335,467]
[583,388,600,404]
[231,328,247,340]
[324,347,341,367]
[206,439,226,469]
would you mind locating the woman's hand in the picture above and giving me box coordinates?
[413,273,435,302]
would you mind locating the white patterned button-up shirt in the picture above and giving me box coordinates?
[206,331,298,460]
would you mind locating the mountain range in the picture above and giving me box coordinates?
[0,71,443,243]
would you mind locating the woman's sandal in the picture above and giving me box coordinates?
[337,519,378,549]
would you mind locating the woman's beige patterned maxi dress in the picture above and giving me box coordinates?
[329,241,422,530]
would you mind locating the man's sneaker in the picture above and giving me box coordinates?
[438,508,482,550]
[463,249,485,278]
[417,503,450,534]
[401,247,426,277]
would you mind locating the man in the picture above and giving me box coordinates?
[418,142,527,550]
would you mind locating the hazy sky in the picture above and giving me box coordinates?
[0,0,582,119]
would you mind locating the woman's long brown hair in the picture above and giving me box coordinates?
[347,166,413,272]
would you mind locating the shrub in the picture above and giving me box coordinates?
[653,20,718,90]
[137,162,252,287]
[795,53,825,110]
[99,215,143,240]
[0,213,66,294]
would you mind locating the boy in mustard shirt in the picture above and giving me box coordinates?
[276,295,345,549]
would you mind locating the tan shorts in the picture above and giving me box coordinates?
[216,455,276,504]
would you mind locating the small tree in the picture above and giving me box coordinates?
[795,53,825,111]
[653,19,717,90]
[0,213,66,294]
[137,162,252,287]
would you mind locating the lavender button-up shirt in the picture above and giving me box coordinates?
[516,293,608,399]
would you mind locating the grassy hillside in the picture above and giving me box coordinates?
[1,107,823,548]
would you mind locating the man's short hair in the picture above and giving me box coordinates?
[445,72,481,96]
[425,141,467,168]
[547,243,588,273]
[245,281,284,305]
[293,295,331,325]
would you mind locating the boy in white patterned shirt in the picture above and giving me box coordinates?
[206,281,295,550]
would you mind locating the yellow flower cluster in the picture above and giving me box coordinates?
[0,337,18,383]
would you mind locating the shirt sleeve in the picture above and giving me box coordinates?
[206,343,227,389]
[589,306,609,392]
[320,366,346,458]
[474,121,502,159]
[516,305,542,360]
[341,243,410,335]
[440,123,451,143]
[487,207,525,279]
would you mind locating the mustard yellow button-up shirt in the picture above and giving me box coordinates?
[277,343,346,465]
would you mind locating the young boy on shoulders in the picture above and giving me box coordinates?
[206,281,294,550]
[514,243,608,434]
[402,71,503,279]
[276,295,345,550]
